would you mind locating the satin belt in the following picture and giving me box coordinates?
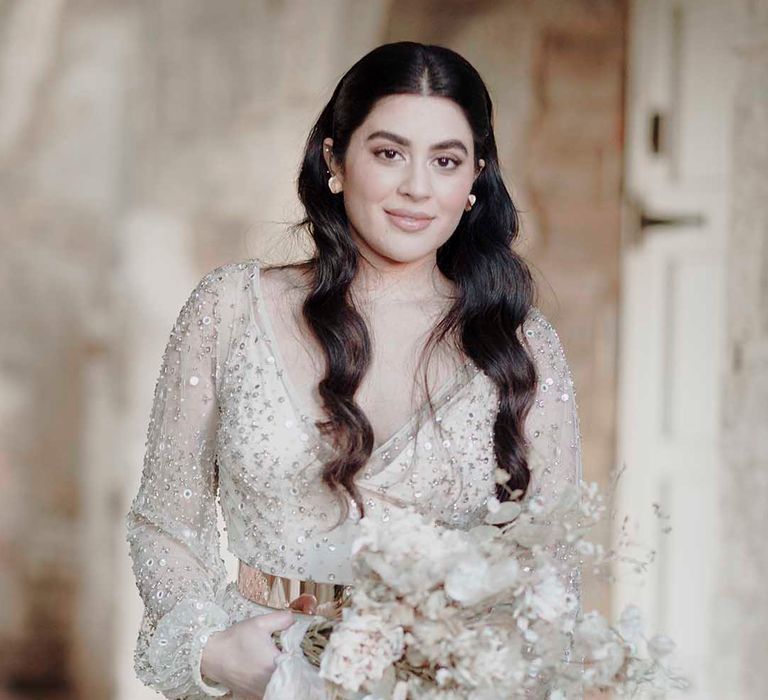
[237,560,353,619]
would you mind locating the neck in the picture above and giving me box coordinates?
[350,253,455,306]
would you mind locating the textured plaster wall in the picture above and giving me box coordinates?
[714,0,768,697]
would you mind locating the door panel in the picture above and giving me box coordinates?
[616,1,736,697]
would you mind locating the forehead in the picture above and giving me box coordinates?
[355,94,473,144]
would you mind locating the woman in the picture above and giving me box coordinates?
[125,42,583,700]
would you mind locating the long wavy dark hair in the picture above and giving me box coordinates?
[264,41,538,526]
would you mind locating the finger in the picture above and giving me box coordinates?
[263,610,296,631]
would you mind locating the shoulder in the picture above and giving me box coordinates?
[519,305,574,383]
[194,258,308,298]
[521,305,557,338]
[171,258,263,332]
[188,258,310,326]
[192,258,263,297]
[520,305,566,350]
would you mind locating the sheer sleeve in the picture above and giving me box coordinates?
[521,307,584,692]
[125,267,237,699]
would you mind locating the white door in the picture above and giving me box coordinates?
[615,1,738,697]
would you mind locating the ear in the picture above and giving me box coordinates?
[323,138,342,181]
[322,138,333,170]
[475,158,486,179]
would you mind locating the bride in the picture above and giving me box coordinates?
[125,41,582,700]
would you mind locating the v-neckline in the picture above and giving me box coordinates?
[250,261,482,465]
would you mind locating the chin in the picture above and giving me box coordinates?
[373,242,445,265]
[353,222,450,263]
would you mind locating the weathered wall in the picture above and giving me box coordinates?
[714,0,768,697]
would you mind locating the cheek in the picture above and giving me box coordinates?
[432,180,473,239]
[343,166,397,231]
[437,178,473,212]
[345,157,394,201]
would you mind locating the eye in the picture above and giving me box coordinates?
[436,156,462,170]
[374,147,403,161]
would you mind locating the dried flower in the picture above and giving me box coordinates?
[299,477,690,699]
[319,611,404,692]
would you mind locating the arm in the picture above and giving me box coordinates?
[125,268,234,698]
[521,307,584,681]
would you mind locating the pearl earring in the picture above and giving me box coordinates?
[465,194,477,211]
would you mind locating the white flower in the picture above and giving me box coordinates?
[319,611,404,692]
[410,618,454,659]
[420,588,449,620]
[522,570,571,622]
[575,611,612,647]
[584,642,625,686]
[352,510,473,599]
[435,667,453,686]
[467,524,498,544]
[573,612,627,686]
[617,604,645,643]
[361,665,398,699]
[392,680,408,700]
[647,633,676,660]
[445,555,519,606]
[404,638,430,667]
[449,626,524,689]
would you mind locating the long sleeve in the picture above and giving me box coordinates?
[125,268,236,699]
[521,307,584,691]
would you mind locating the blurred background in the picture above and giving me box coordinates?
[0,0,764,698]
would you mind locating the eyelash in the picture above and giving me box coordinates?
[373,148,462,170]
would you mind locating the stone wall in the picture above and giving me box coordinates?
[714,0,768,697]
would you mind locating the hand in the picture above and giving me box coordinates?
[200,610,296,700]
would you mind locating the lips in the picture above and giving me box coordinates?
[384,209,435,232]
[385,208,434,220]
[385,210,435,232]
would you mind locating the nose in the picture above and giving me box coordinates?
[397,161,432,199]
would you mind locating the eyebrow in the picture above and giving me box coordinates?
[365,130,469,156]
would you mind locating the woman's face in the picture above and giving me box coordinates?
[323,94,484,267]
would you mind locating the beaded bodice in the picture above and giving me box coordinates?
[217,261,501,584]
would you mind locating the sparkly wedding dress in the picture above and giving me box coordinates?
[125,259,583,699]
